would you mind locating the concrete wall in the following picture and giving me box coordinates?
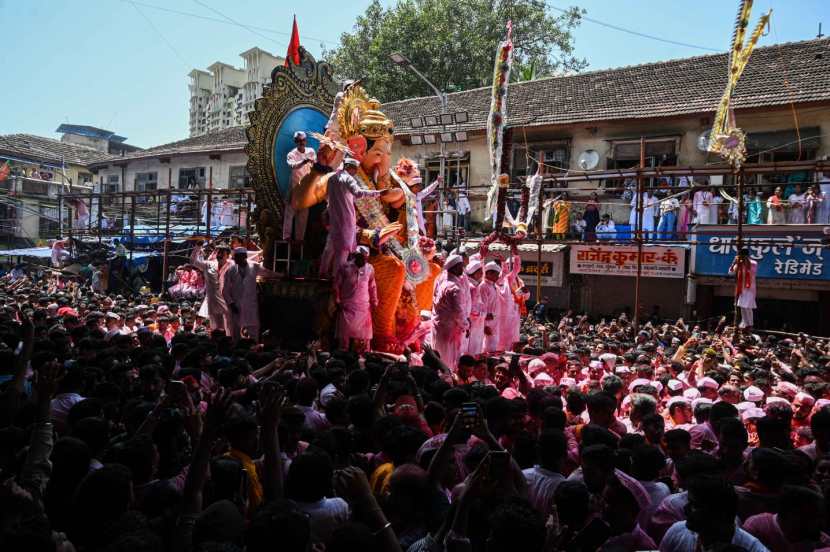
[94,151,249,192]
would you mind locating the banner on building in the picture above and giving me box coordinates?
[694,226,830,281]
[519,260,562,287]
[570,245,686,279]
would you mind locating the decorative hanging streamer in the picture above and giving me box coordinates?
[708,0,771,168]
[523,172,542,229]
[389,171,429,284]
[485,21,513,221]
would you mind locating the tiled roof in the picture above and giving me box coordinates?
[384,37,830,135]
[88,126,248,166]
[0,134,112,166]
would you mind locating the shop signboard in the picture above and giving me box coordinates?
[694,225,830,281]
[569,244,686,279]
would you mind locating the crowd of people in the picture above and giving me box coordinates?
[1,237,830,552]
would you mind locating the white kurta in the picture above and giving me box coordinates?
[788,193,806,224]
[432,272,469,370]
[335,261,377,348]
[729,259,758,309]
[478,279,502,353]
[693,191,716,224]
[283,147,316,240]
[629,193,656,233]
[467,280,485,356]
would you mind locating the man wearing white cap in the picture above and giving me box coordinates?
[479,261,502,353]
[319,157,385,278]
[465,260,485,356]
[498,253,522,351]
[334,246,377,352]
[283,131,317,242]
[222,247,279,341]
[431,254,469,370]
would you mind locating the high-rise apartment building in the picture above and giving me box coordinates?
[188,48,283,137]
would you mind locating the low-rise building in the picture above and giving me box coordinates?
[0,132,111,243]
[385,37,830,223]
[384,37,830,331]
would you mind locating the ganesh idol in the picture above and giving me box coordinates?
[290,85,436,353]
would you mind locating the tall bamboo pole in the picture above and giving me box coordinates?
[161,166,172,294]
[633,136,645,331]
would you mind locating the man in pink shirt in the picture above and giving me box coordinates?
[334,246,377,352]
[478,262,502,353]
[319,157,385,278]
[431,254,469,371]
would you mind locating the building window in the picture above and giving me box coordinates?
[39,206,60,239]
[423,153,470,189]
[229,166,251,189]
[135,172,158,193]
[512,143,570,179]
[179,167,206,189]
[135,172,158,204]
[609,138,678,169]
[105,174,120,193]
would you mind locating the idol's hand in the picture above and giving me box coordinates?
[378,223,403,244]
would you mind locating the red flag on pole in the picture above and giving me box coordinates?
[285,15,301,66]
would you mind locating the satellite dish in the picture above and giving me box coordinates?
[697,130,712,152]
[577,149,600,170]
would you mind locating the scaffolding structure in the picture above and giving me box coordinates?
[53,187,255,286]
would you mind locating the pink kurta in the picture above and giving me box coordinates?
[467,281,485,356]
[334,261,377,348]
[222,261,273,340]
[432,272,469,370]
[498,256,521,351]
[283,147,316,240]
[478,279,502,353]
[320,169,383,277]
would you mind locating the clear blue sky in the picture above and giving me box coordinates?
[1,0,826,148]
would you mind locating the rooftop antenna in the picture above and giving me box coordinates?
[819,22,824,39]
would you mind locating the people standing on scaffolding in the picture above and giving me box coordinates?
[581,192,600,241]
[656,196,679,240]
[629,188,656,240]
[693,183,716,225]
[766,186,787,224]
[544,192,570,239]
[747,189,765,224]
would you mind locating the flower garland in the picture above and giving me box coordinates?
[485,21,513,221]
[709,0,771,168]
[353,167,405,259]
[390,171,430,284]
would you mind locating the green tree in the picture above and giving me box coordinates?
[322,0,586,102]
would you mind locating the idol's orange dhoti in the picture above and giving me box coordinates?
[368,254,406,352]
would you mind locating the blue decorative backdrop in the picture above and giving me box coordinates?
[271,106,328,199]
